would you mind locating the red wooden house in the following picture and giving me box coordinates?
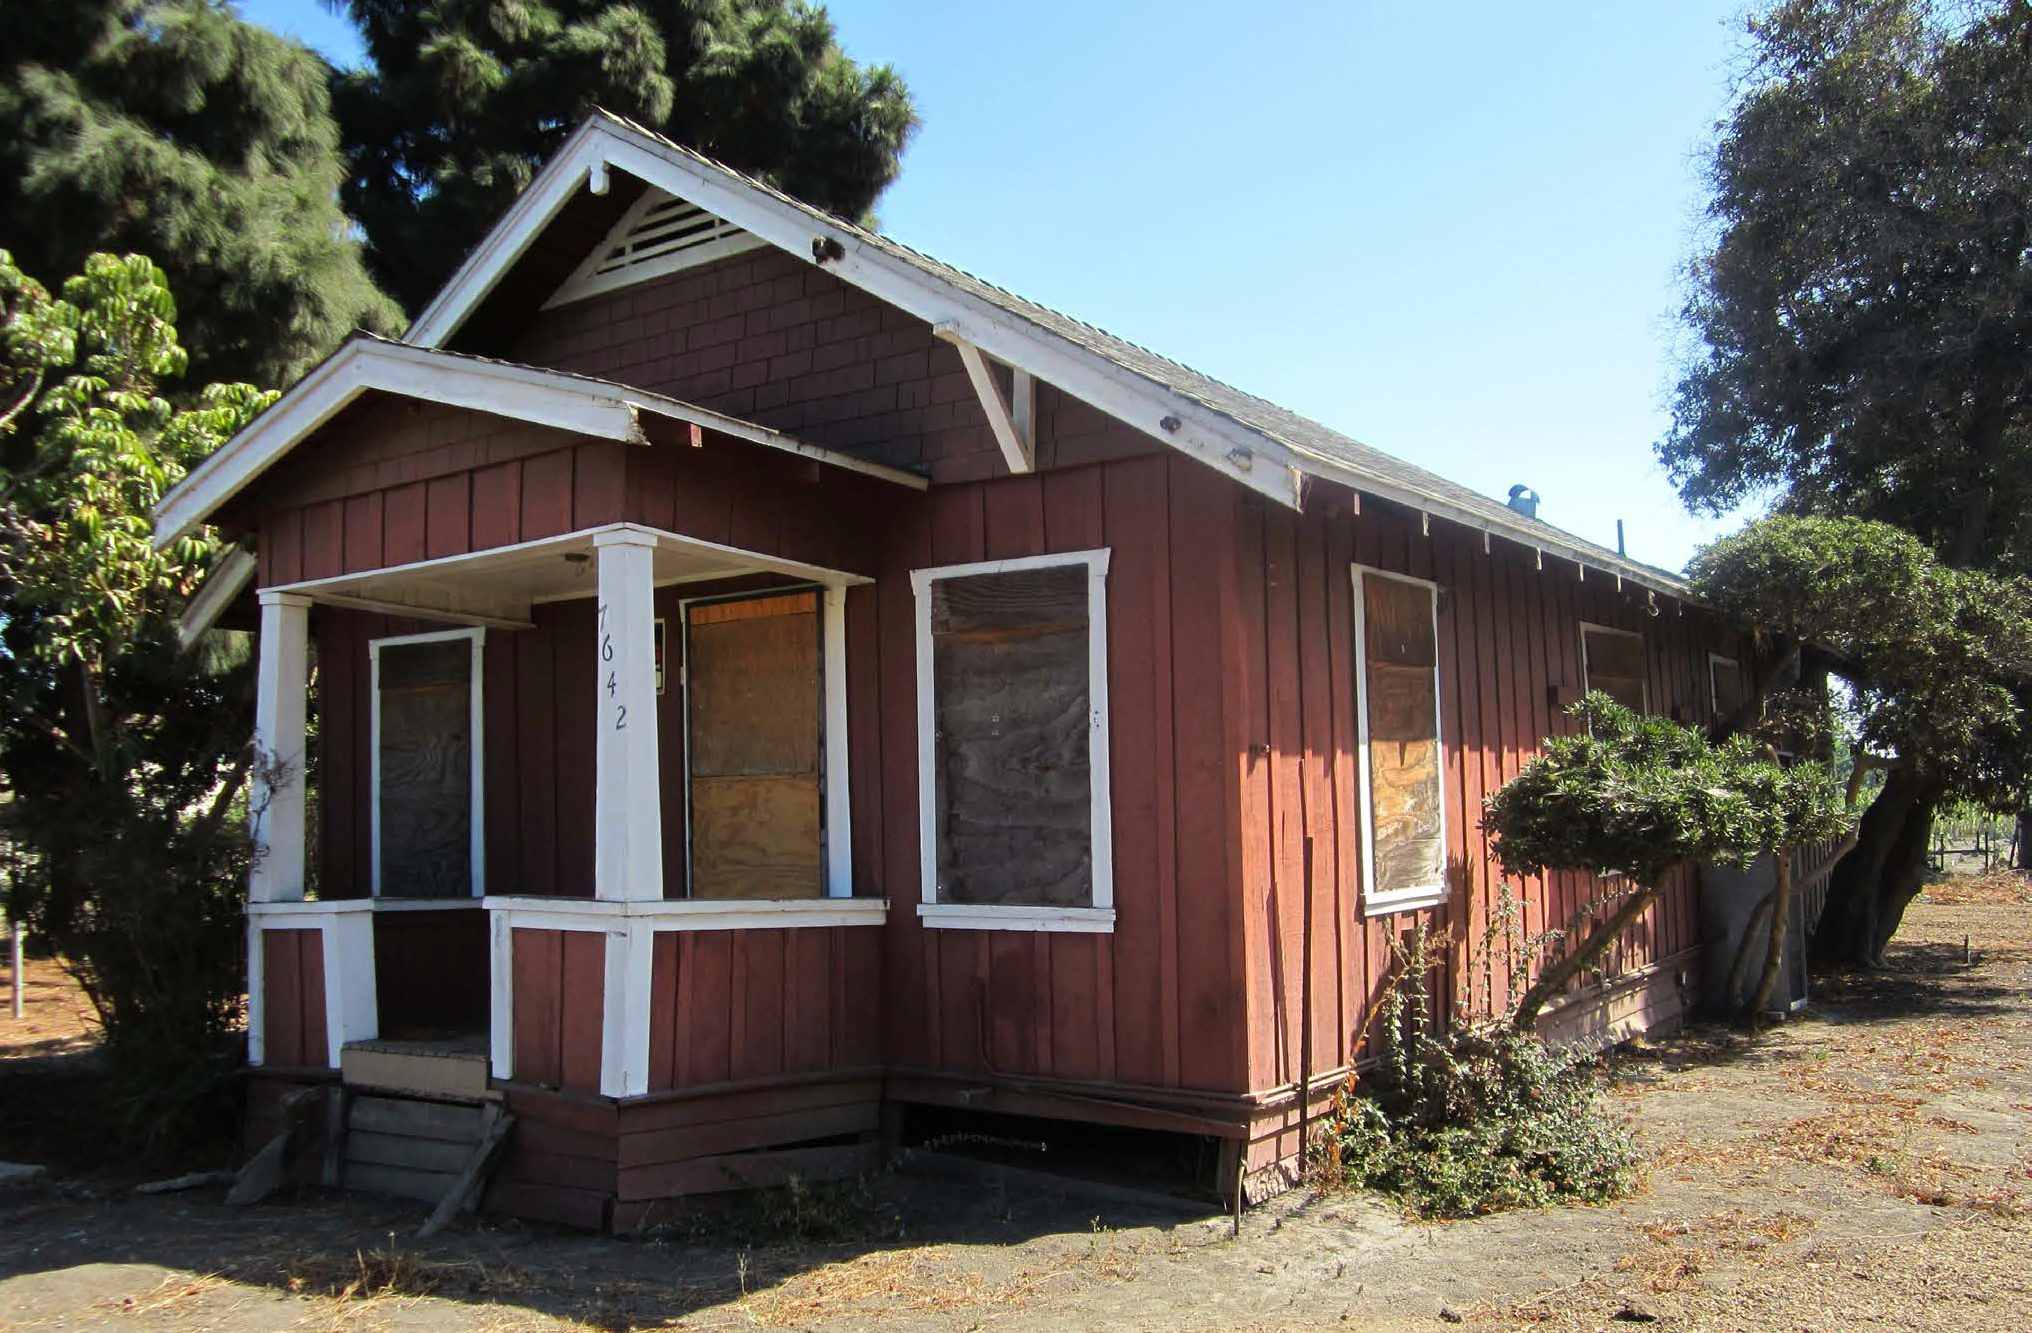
[156,111,1750,1228]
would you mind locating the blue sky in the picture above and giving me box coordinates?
[242,1,1757,573]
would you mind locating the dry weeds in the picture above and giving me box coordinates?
[1921,870,2032,905]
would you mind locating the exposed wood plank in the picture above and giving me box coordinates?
[617,1101,878,1172]
[617,1142,878,1202]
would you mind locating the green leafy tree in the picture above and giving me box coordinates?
[1485,695,1844,1028]
[1662,0,2032,958]
[0,0,403,389]
[328,0,920,312]
[1689,516,2032,964]
[0,250,274,1154]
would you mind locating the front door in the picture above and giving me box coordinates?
[684,591,823,899]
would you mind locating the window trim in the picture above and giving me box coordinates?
[1708,652,1742,721]
[1351,564,1449,916]
[910,549,1114,932]
[369,626,486,899]
[1579,621,1650,715]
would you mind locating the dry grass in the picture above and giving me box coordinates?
[736,1236,1135,1328]
[1921,870,2032,906]
[282,1234,510,1304]
[96,1272,231,1315]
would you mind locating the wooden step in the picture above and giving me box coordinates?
[349,1094,490,1143]
[342,1094,493,1205]
[341,1041,492,1100]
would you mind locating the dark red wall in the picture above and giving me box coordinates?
[1232,490,1735,1092]
[254,239,1747,1105]
[259,928,327,1069]
[510,246,1154,483]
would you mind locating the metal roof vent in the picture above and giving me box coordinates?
[545,188,765,309]
[1507,484,1540,519]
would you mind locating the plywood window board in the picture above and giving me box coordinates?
[1709,653,1745,722]
[1354,568,1446,914]
[372,628,485,899]
[910,550,1115,931]
[1581,623,1649,715]
[683,590,824,900]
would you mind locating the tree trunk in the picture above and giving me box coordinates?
[2015,810,2031,871]
[1867,797,1936,965]
[1816,768,1938,967]
[1510,881,1661,1032]
[1742,848,1794,1021]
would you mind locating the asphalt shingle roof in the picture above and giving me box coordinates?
[591,113,1692,594]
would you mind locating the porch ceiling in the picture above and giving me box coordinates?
[264,521,868,630]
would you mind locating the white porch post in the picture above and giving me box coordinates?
[249,591,311,903]
[320,910,379,1066]
[592,529,662,1095]
[246,591,309,1069]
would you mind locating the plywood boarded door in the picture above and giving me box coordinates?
[685,592,823,899]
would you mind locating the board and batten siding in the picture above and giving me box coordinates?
[1232,490,1733,1098]
[869,454,1250,1094]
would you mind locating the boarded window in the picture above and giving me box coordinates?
[1582,625,1648,713]
[377,637,475,898]
[928,564,1093,907]
[685,592,823,900]
[1710,655,1745,723]
[1357,571,1444,907]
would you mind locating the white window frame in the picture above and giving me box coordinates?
[911,549,1115,933]
[1579,621,1650,715]
[1351,565,1450,916]
[1709,652,1742,720]
[675,583,852,900]
[369,627,486,898]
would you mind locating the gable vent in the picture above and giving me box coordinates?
[544,189,766,309]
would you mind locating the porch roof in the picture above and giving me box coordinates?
[261,521,870,630]
[152,333,927,549]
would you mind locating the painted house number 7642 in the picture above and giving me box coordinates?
[598,602,627,730]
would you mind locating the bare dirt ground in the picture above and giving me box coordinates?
[0,955,98,1060]
[1,886,2027,1333]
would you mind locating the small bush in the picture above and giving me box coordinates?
[1312,929,1639,1219]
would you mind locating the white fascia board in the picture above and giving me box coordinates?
[153,338,646,549]
[406,124,1304,511]
[407,121,611,345]
[1291,446,1690,599]
[394,117,1704,587]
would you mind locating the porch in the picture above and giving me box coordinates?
[244,518,886,1104]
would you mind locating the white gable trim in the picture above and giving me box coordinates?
[398,117,1694,598]
[543,188,766,310]
[405,120,1306,511]
[153,337,927,550]
[154,337,645,548]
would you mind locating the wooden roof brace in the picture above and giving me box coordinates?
[934,322,1034,474]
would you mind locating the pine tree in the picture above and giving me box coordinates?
[329,0,919,312]
[0,0,403,389]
